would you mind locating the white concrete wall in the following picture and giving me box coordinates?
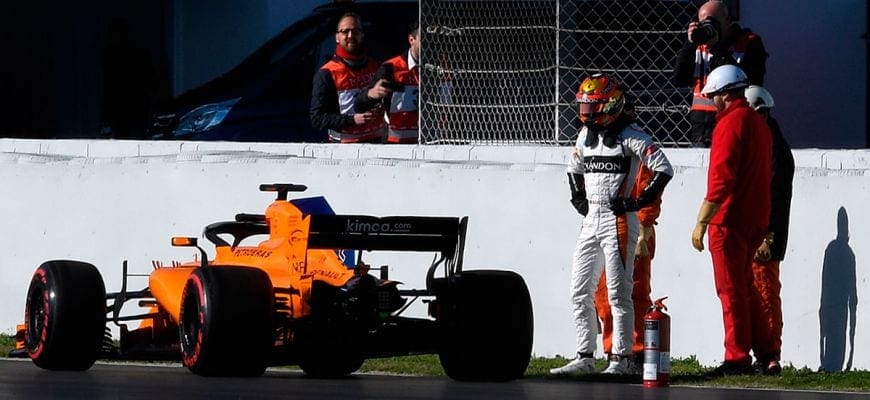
[1,139,867,371]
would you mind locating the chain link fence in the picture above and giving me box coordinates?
[420,0,700,146]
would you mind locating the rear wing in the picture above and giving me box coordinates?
[308,215,468,274]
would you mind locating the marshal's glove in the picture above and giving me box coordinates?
[692,200,721,252]
[754,232,774,262]
[609,197,640,216]
[635,224,653,258]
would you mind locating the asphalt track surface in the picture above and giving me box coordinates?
[1,359,866,400]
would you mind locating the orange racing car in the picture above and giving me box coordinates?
[12,183,533,381]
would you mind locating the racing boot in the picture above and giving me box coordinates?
[602,354,636,375]
[549,355,596,375]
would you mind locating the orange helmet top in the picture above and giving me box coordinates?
[576,73,625,128]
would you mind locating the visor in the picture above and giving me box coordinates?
[578,102,605,116]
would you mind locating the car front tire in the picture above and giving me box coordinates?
[25,260,106,371]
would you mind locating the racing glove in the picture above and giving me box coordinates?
[568,173,588,216]
[610,171,672,216]
[609,197,640,216]
[692,200,721,252]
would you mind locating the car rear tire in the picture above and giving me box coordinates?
[25,260,106,371]
[297,335,365,378]
[297,281,365,378]
[179,266,273,377]
[437,270,534,381]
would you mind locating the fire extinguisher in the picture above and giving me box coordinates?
[643,297,670,388]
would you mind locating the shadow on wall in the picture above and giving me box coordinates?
[818,206,858,372]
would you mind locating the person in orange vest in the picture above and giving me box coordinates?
[354,20,420,144]
[673,0,767,147]
[310,12,387,143]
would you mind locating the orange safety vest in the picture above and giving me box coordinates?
[383,53,419,144]
[691,31,759,112]
[322,58,387,143]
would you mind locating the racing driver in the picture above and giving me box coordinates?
[551,73,673,375]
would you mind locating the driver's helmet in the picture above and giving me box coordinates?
[576,73,625,128]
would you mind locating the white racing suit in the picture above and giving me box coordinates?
[568,123,673,358]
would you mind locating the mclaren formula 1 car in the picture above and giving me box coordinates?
[13,183,533,381]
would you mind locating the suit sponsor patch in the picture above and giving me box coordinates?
[584,156,630,173]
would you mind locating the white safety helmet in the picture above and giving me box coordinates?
[744,85,775,111]
[700,65,749,97]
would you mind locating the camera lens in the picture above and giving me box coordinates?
[691,21,717,44]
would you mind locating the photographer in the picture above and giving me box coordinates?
[673,0,768,147]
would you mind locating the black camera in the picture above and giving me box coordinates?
[381,80,404,92]
[690,18,721,44]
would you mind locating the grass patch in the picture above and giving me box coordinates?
[361,354,445,376]
[0,334,15,358]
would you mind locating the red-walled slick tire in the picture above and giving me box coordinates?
[24,260,106,371]
[179,266,273,377]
